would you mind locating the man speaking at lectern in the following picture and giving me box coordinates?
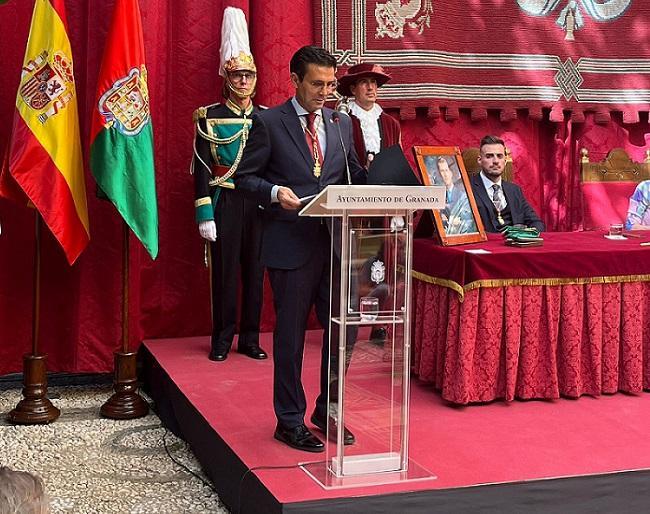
[235,46,365,452]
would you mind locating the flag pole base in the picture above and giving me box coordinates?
[100,351,149,419]
[8,354,60,424]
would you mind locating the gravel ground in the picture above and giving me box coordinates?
[0,385,229,513]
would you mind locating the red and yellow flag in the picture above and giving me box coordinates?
[0,0,89,264]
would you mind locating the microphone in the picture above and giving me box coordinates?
[331,112,352,185]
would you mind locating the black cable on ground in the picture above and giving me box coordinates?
[236,459,326,514]
[162,426,325,514]
[162,428,219,493]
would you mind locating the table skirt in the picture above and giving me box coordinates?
[412,279,650,404]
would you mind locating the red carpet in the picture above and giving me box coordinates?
[144,330,650,505]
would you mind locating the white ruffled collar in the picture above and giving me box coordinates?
[349,101,383,154]
[349,101,383,122]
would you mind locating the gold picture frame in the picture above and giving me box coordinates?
[413,146,487,245]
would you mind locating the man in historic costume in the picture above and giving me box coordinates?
[191,7,267,362]
[337,62,402,344]
[336,62,401,169]
[469,135,545,233]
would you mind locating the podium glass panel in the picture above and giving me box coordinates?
[326,214,409,477]
[298,186,441,488]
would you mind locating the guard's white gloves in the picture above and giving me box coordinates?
[390,216,405,232]
[198,220,217,241]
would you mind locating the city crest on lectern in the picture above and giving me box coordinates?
[371,260,386,284]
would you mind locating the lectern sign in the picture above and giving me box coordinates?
[325,185,444,211]
[300,185,444,217]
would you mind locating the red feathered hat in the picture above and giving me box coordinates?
[336,63,391,97]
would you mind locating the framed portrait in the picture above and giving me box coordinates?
[412,146,487,245]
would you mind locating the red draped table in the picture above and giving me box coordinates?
[412,232,650,404]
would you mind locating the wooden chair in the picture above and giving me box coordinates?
[461,147,514,182]
[580,148,650,230]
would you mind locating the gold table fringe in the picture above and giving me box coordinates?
[411,270,650,302]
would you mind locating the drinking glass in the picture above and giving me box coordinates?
[609,223,624,237]
[359,296,379,322]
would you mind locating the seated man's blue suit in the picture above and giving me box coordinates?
[469,173,545,233]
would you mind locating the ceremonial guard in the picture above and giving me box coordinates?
[191,7,266,362]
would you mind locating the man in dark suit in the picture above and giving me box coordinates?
[235,46,366,452]
[470,135,545,233]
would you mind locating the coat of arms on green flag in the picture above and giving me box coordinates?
[89,0,158,259]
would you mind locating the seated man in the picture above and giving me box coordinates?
[469,135,545,233]
[625,180,650,230]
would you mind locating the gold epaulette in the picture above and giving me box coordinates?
[193,107,207,123]
[192,102,222,123]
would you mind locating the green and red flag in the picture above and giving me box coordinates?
[0,0,90,264]
[89,0,158,259]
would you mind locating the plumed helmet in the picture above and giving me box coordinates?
[219,7,256,76]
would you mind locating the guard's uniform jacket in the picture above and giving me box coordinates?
[192,99,264,353]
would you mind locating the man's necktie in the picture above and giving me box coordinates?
[491,184,505,225]
[491,184,501,209]
[304,112,323,177]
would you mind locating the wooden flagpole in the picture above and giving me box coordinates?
[9,214,60,424]
[100,221,149,419]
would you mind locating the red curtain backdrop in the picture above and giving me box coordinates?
[0,0,648,375]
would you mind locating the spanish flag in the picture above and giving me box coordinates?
[0,0,89,265]
[89,0,158,259]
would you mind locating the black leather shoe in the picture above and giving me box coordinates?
[237,345,268,360]
[208,349,228,361]
[310,413,356,445]
[274,424,324,453]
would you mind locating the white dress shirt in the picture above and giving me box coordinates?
[291,96,327,157]
[272,98,328,202]
[479,170,507,210]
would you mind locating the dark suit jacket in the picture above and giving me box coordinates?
[469,173,545,233]
[235,99,365,269]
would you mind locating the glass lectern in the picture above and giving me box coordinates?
[299,185,443,488]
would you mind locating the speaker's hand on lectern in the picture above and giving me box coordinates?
[198,220,217,241]
[277,186,301,210]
